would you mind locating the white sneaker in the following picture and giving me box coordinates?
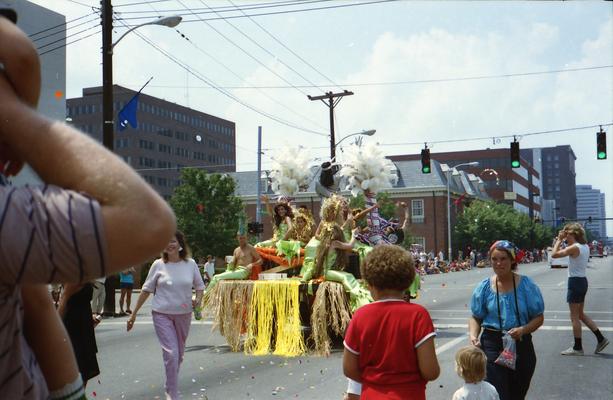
[595,338,609,354]
[561,346,584,356]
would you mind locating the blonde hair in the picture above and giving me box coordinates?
[455,346,486,383]
[563,223,587,244]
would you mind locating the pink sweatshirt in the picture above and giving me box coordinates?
[142,258,205,314]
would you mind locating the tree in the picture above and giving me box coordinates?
[453,200,545,253]
[170,169,244,260]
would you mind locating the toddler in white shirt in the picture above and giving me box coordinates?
[452,346,499,400]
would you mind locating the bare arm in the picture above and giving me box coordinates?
[126,291,151,331]
[551,232,579,258]
[0,19,175,273]
[353,204,378,221]
[342,349,361,383]
[248,247,263,268]
[261,195,274,226]
[508,314,544,340]
[468,316,482,346]
[416,336,440,381]
[282,216,293,240]
[21,285,80,391]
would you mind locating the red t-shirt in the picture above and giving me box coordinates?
[344,299,436,400]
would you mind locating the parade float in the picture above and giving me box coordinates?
[202,143,415,356]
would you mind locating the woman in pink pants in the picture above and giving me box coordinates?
[127,231,205,400]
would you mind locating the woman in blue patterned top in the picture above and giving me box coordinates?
[468,240,545,400]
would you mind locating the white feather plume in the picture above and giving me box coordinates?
[270,147,313,196]
[339,143,397,196]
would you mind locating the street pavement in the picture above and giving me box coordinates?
[89,257,612,400]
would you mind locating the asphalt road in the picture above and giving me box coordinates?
[89,257,612,400]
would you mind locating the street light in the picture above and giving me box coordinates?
[102,5,182,150]
[331,129,376,160]
[442,161,479,261]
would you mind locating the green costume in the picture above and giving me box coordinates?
[300,237,372,311]
[206,264,251,292]
[255,222,289,248]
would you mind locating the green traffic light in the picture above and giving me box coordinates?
[597,151,606,159]
[511,160,520,168]
[422,166,431,173]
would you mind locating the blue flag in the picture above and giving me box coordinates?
[118,93,140,131]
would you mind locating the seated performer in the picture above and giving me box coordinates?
[301,196,372,311]
[206,230,263,292]
[255,195,293,248]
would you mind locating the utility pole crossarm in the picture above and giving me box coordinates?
[307,90,354,160]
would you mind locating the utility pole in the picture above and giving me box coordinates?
[102,0,114,150]
[256,126,262,241]
[101,0,118,317]
[307,90,353,160]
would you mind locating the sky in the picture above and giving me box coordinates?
[23,0,613,233]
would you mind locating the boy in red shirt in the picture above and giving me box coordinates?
[343,245,440,400]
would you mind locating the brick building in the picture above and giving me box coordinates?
[230,159,489,258]
[67,85,236,199]
[389,148,542,217]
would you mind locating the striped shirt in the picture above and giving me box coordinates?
[0,184,107,399]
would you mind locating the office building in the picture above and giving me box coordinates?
[576,185,607,239]
[67,85,236,199]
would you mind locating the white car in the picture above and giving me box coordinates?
[548,247,569,268]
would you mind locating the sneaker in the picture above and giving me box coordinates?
[595,338,610,354]
[561,347,584,356]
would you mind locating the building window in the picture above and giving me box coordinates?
[411,199,424,224]
[413,236,426,249]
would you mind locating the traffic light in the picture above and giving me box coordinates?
[248,222,264,234]
[510,140,520,168]
[597,127,607,160]
[421,147,431,174]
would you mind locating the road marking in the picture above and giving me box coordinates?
[427,309,613,314]
[435,334,467,355]
[101,320,214,326]
[432,317,613,323]
[434,323,613,332]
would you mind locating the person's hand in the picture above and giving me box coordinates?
[508,326,524,340]
[557,230,566,241]
[126,315,136,332]
[397,201,407,208]
[470,335,481,347]
[351,227,359,237]
[260,195,269,203]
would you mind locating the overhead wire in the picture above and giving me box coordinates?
[112,16,328,137]
[28,11,98,38]
[32,15,101,43]
[36,23,101,52]
[114,0,333,17]
[172,28,328,131]
[174,0,312,99]
[114,0,173,7]
[226,0,343,92]
[38,29,102,56]
[196,0,327,94]
[118,0,399,24]
[140,0,326,132]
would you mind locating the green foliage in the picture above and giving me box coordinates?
[170,169,243,260]
[453,200,555,252]
[349,193,365,209]
[375,192,396,220]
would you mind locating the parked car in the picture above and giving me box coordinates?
[547,247,569,268]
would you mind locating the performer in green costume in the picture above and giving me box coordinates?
[255,195,293,248]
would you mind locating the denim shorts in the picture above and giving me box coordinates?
[567,277,588,303]
[120,282,134,290]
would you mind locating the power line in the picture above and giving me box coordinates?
[172,28,328,131]
[174,0,311,99]
[32,16,101,43]
[226,0,343,92]
[28,11,97,38]
[261,123,613,151]
[114,0,333,17]
[113,17,327,136]
[196,0,327,94]
[117,65,613,90]
[119,0,399,24]
[114,0,172,7]
[38,29,102,57]
[36,23,101,52]
[66,0,98,8]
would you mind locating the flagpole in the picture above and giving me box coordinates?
[136,76,153,94]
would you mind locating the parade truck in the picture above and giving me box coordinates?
[589,240,604,258]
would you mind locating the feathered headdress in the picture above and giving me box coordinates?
[269,147,313,196]
[339,143,397,197]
